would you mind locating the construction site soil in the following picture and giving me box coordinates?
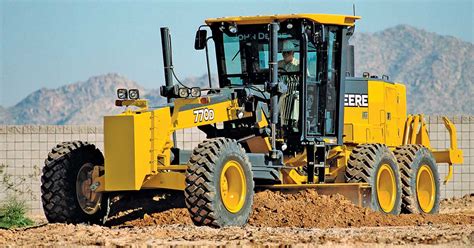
[1,190,473,246]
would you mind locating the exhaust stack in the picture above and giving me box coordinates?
[160,27,174,94]
[160,27,177,147]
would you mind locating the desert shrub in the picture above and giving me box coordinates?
[0,197,34,229]
[0,163,40,229]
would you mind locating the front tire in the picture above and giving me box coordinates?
[41,141,107,224]
[184,138,254,227]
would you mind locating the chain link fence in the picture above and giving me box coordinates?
[0,115,472,214]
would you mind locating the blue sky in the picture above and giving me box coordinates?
[1,0,473,107]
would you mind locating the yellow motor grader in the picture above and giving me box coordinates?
[41,13,463,227]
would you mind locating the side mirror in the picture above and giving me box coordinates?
[194,30,207,50]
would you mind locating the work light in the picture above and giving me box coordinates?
[190,87,201,97]
[229,24,238,34]
[117,89,128,99]
[128,89,140,100]
[178,88,189,98]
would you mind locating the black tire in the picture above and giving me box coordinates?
[184,138,254,227]
[393,145,440,214]
[345,144,402,214]
[41,141,107,224]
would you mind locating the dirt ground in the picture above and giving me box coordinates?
[1,190,473,247]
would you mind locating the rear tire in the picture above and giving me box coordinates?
[394,145,440,214]
[41,141,107,224]
[345,144,402,214]
[184,138,254,227]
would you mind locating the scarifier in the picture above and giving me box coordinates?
[41,13,463,227]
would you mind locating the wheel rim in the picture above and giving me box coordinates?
[416,164,436,213]
[220,160,246,213]
[76,163,102,215]
[376,164,397,213]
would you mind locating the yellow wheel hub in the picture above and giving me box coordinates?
[376,164,397,213]
[220,160,246,213]
[76,163,101,215]
[416,165,436,213]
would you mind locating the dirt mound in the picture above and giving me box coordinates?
[249,190,472,228]
[114,190,473,228]
[124,208,192,227]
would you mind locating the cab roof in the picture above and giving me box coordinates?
[205,13,360,26]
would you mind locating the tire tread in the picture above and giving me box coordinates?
[41,141,104,223]
[184,138,252,227]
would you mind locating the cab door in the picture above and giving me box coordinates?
[302,26,341,139]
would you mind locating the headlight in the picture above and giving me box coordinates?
[128,89,140,100]
[190,87,201,97]
[178,88,189,98]
[117,89,128,99]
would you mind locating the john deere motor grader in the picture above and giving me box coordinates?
[41,14,463,227]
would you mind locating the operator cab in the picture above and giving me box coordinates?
[200,14,359,147]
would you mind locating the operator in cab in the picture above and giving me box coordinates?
[278,40,299,73]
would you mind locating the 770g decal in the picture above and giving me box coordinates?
[193,108,215,123]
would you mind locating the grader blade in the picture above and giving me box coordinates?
[260,183,372,208]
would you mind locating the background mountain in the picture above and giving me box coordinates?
[1,25,472,125]
[2,74,143,124]
[351,25,473,114]
[0,106,9,121]
[0,73,211,124]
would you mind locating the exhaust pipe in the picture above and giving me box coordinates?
[160,27,174,96]
[160,27,177,147]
